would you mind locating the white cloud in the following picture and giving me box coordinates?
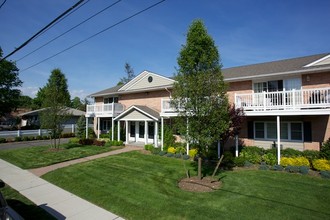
[70,89,89,100]
[20,86,39,98]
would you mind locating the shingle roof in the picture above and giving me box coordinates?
[134,105,160,119]
[222,53,330,81]
[89,84,123,97]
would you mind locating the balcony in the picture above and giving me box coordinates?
[161,98,179,117]
[86,103,124,117]
[235,87,330,115]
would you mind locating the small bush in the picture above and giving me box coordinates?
[99,133,110,138]
[182,155,190,160]
[281,148,303,157]
[302,150,320,161]
[240,150,262,164]
[272,165,283,171]
[61,133,75,138]
[36,136,43,140]
[259,164,269,170]
[222,151,235,170]
[174,153,182,158]
[262,153,277,165]
[167,147,176,154]
[109,140,124,146]
[42,136,49,140]
[244,161,253,167]
[166,152,174,157]
[299,166,309,175]
[320,170,330,179]
[79,138,94,145]
[22,136,31,141]
[320,138,330,160]
[158,151,167,156]
[234,157,246,167]
[285,166,300,173]
[15,137,22,142]
[144,144,154,151]
[188,149,198,158]
[0,138,6,143]
[93,139,106,146]
[312,159,330,171]
[280,157,310,167]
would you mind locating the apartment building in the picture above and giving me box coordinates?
[86,53,330,152]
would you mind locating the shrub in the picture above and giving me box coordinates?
[0,138,6,143]
[144,144,154,151]
[163,125,175,150]
[222,151,235,170]
[42,136,49,140]
[174,153,182,158]
[259,163,269,170]
[285,166,300,173]
[93,139,106,146]
[182,154,190,160]
[15,137,22,142]
[320,170,330,179]
[262,153,277,165]
[244,161,254,167]
[272,165,283,171]
[281,148,303,157]
[188,149,197,158]
[280,157,310,167]
[99,133,110,138]
[166,152,174,157]
[320,138,330,160]
[151,148,161,155]
[299,166,309,175]
[312,159,330,171]
[302,150,320,161]
[234,157,246,167]
[61,133,75,138]
[23,136,31,141]
[239,147,263,164]
[79,138,94,145]
[167,147,176,154]
[158,151,167,156]
[36,136,43,140]
[68,137,81,144]
[109,140,124,146]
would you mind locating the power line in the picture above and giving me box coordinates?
[20,0,166,72]
[17,0,122,62]
[0,0,85,61]
[0,0,7,9]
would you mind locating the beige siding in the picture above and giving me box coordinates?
[120,110,152,120]
[127,73,173,91]
[314,57,330,66]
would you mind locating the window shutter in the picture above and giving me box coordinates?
[303,122,312,142]
[248,121,254,139]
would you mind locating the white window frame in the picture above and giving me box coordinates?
[254,121,303,142]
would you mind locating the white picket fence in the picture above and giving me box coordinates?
[0,124,76,138]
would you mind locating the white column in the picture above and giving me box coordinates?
[125,121,129,144]
[97,117,100,139]
[85,117,88,139]
[111,118,114,141]
[186,118,189,155]
[117,121,120,141]
[217,141,221,158]
[277,116,281,165]
[145,121,148,144]
[235,134,239,157]
[71,124,75,133]
[154,121,158,148]
[161,117,164,151]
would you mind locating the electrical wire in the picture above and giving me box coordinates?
[0,0,85,61]
[20,0,166,72]
[0,0,7,9]
[17,0,121,62]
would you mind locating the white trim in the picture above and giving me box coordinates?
[304,54,330,67]
[114,105,159,121]
[244,108,330,116]
[224,66,330,82]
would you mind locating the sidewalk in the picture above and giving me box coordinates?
[0,146,142,219]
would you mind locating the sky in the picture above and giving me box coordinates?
[1,0,330,100]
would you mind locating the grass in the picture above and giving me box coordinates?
[1,184,55,220]
[43,151,330,220]
[0,143,123,169]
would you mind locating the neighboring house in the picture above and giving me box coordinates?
[86,53,330,152]
[19,107,85,132]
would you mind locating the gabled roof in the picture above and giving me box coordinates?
[18,107,85,117]
[223,53,330,82]
[89,70,174,98]
[114,105,160,121]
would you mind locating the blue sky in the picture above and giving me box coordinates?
[1,0,330,100]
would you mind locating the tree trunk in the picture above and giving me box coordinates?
[198,157,202,179]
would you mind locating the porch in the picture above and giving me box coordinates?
[235,87,330,112]
[85,103,124,117]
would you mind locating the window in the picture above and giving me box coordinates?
[104,97,118,104]
[254,121,302,141]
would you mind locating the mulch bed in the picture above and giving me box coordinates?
[178,176,222,192]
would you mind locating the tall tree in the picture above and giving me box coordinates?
[0,47,22,116]
[117,62,135,85]
[31,87,46,110]
[172,20,230,179]
[40,68,71,149]
[71,96,85,111]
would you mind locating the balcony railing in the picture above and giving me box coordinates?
[161,98,177,113]
[235,87,330,111]
[86,103,124,116]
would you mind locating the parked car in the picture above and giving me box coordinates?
[0,180,24,220]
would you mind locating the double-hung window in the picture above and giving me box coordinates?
[254,121,303,141]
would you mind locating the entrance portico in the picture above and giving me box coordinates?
[114,105,159,147]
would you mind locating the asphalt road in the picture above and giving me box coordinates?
[0,138,70,150]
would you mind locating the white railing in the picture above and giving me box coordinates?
[86,103,124,116]
[235,87,330,111]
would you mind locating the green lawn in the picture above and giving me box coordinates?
[1,185,55,220]
[0,144,123,169]
[43,151,330,220]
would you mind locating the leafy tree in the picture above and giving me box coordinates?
[18,95,33,108]
[117,62,135,86]
[76,115,86,138]
[31,87,46,110]
[71,96,85,111]
[0,47,22,116]
[40,68,71,149]
[172,20,229,179]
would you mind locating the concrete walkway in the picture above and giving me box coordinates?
[0,146,142,219]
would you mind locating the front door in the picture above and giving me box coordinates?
[137,122,145,142]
